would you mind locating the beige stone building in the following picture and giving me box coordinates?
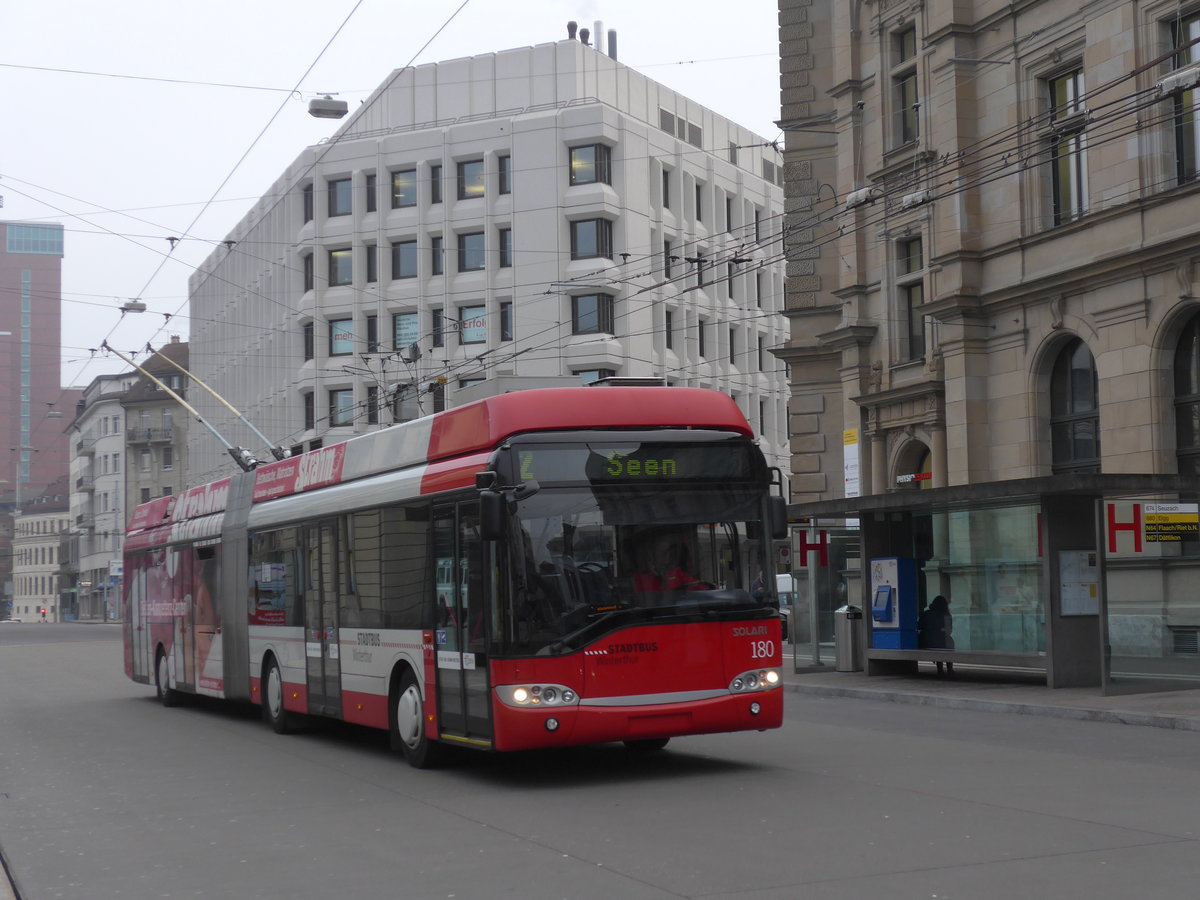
[777,0,1200,688]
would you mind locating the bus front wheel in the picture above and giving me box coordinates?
[392,670,442,769]
[262,657,294,734]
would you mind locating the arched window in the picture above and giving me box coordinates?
[1050,338,1100,473]
[1174,314,1200,474]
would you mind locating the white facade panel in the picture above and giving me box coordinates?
[187,40,788,486]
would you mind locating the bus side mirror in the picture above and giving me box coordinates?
[769,496,788,541]
[480,491,506,541]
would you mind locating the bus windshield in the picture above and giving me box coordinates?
[498,481,773,656]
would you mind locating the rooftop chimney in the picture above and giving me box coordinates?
[567,20,577,40]
[579,27,590,46]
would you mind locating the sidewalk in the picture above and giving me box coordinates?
[783,661,1200,731]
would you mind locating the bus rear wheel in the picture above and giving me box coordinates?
[263,657,295,734]
[155,650,178,707]
[392,670,442,769]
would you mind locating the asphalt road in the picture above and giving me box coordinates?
[1,623,1198,899]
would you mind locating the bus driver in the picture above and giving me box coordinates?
[633,529,709,592]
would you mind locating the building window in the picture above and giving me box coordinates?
[430,164,442,204]
[366,244,378,284]
[664,240,674,277]
[695,182,704,222]
[1047,69,1087,226]
[570,219,613,260]
[571,293,614,335]
[458,159,485,199]
[1175,315,1200,474]
[162,446,173,470]
[892,27,919,146]
[302,183,313,223]
[365,173,377,213]
[575,368,616,385]
[392,240,418,279]
[458,232,485,271]
[328,178,352,217]
[459,305,486,344]
[366,385,380,425]
[498,228,513,267]
[366,315,379,353]
[569,144,611,185]
[162,486,172,497]
[140,487,151,504]
[329,389,354,428]
[140,449,152,472]
[329,318,354,356]
[392,168,417,208]
[758,335,765,370]
[303,322,314,360]
[498,155,511,194]
[430,235,444,275]
[665,309,673,350]
[729,327,737,365]
[1050,339,1100,473]
[897,237,926,360]
[432,309,445,348]
[329,248,353,286]
[499,301,513,342]
[662,169,671,209]
[1171,14,1200,184]
[303,253,314,292]
[725,196,733,234]
[698,318,708,357]
[393,312,419,352]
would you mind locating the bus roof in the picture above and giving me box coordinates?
[129,386,754,529]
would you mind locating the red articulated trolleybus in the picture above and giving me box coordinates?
[123,386,789,766]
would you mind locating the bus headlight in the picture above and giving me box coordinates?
[496,684,581,708]
[728,669,781,693]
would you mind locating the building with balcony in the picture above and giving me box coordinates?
[123,337,190,512]
[186,35,789,484]
[776,0,1200,690]
[67,372,136,620]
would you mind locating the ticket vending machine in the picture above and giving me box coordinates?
[869,557,919,649]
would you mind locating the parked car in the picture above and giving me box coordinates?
[0,617,23,623]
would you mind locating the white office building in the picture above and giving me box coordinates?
[187,36,789,483]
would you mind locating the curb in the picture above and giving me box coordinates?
[785,680,1200,732]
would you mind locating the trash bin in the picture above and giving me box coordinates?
[834,605,863,672]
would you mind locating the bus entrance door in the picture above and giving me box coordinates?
[304,522,342,717]
[433,503,493,748]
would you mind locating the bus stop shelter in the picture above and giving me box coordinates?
[787,474,1200,695]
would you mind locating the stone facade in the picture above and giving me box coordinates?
[777,0,1200,498]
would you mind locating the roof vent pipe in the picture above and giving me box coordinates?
[607,29,618,60]
[594,21,604,50]
[579,27,590,46]
[567,20,577,40]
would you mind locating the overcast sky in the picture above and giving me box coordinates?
[5,0,782,391]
